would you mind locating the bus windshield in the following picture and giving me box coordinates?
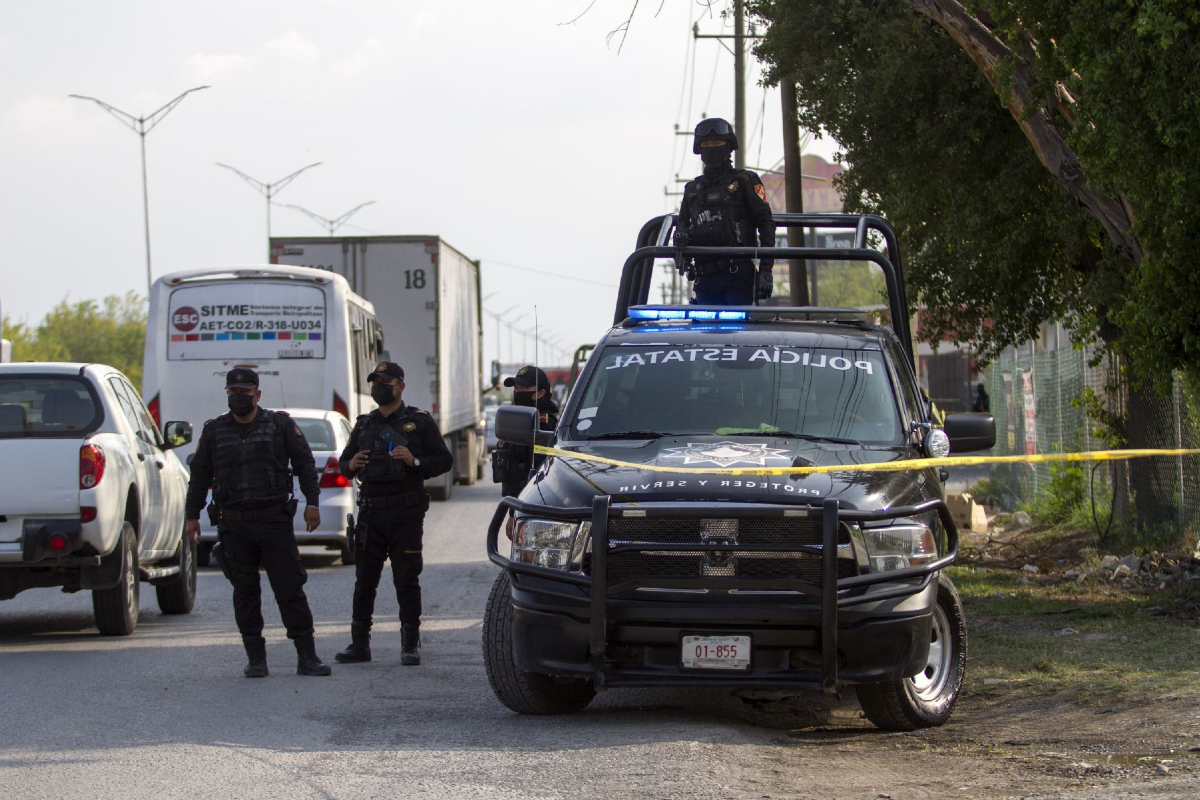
[571,345,902,444]
[166,281,327,361]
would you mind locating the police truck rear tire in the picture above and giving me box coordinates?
[483,571,595,715]
[855,573,967,731]
[93,521,140,636]
[156,532,196,615]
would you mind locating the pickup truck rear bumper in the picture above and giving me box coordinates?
[488,495,957,692]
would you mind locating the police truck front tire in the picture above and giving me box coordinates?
[156,532,196,615]
[483,571,595,715]
[855,573,967,731]
[93,521,140,636]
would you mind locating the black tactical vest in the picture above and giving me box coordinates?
[356,409,422,487]
[683,169,754,247]
[210,412,290,506]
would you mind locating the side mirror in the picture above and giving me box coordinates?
[943,413,995,453]
[162,420,193,449]
[495,406,553,447]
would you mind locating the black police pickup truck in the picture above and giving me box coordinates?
[483,214,994,730]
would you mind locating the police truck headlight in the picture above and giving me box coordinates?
[860,516,938,572]
[512,519,582,570]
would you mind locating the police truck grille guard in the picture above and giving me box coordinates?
[486,495,959,692]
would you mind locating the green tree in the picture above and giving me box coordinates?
[750,0,1200,533]
[2,292,147,386]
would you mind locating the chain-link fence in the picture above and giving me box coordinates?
[984,344,1200,546]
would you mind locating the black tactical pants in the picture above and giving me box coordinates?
[693,260,755,305]
[352,506,424,629]
[219,516,315,639]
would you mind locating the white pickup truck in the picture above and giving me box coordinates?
[0,363,195,634]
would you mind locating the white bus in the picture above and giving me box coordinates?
[143,265,384,468]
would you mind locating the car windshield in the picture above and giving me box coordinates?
[570,344,901,444]
[294,417,335,451]
[0,376,101,438]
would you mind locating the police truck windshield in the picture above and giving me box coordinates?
[571,345,901,444]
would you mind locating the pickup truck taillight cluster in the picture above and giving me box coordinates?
[319,455,349,489]
[79,444,106,489]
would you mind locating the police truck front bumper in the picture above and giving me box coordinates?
[487,496,958,692]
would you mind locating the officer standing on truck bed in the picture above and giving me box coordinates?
[184,368,331,678]
[491,365,558,498]
[334,362,453,666]
[676,117,777,305]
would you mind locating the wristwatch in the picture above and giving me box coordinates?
[413,457,421,467]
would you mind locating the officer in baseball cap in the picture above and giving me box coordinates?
[335,361,454,666]
[184,367,330,678]
[492,366,559,498]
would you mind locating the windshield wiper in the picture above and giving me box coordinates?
[583,430,670,440]
[722,430,861,445]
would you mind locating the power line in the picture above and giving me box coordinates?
[480,259,618,288]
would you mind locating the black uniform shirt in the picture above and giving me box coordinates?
[338,403,454,497]
[185,407,320,520]
[679,164,776,256]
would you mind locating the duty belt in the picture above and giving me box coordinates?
[217,502,288,522]
[692,259,745,277]
[358,490,425,509]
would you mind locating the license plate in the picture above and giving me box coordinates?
[279,349,313,359]
[681,635,751,670]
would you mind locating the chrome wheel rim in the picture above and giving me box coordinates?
[124,538,137,614]
[909,603,952,701]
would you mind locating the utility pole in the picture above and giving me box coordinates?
[781,80,810,305]
[216,162,322,260]
[733,0,745,170]
[69,86,210,295]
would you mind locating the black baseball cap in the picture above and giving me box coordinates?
[225,368,259,389]
[367,361,405,383]
[503,365,550,391]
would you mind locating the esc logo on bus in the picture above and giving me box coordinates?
[172,307,200,332]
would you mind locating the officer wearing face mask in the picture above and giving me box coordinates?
[334,362,453,667]
[676,117,777,305]
[184,368,331,678]
[491,365,558,498]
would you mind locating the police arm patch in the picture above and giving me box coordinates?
[754,183,766,202]
[402,421,417,433]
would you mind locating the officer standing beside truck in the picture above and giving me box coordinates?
[184,368,332,678]
[676,117,777,305]
[334,362,453,666]
[491,366,558,498]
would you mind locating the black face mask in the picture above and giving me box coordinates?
[512,389,537,407]
[227,393,255,417]
[700,144,733,167]
[371,383,396,406]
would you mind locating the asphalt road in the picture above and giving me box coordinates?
[2,483,1196,800]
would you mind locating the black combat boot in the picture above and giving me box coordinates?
[294,635,332,676]
[243,635,269,678]
[401,623,421,666]
[335,625,372,663]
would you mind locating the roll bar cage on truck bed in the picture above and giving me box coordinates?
[615,212,915,369]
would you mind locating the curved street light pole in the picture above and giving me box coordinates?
[69,85,210,294]
[216,161,322,260]
[282,201,376,235]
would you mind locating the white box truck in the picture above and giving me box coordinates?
[270,236,486,499]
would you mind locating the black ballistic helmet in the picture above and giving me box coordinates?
[693,117,739,154]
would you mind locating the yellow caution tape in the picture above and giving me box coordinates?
[532,445,1200,477]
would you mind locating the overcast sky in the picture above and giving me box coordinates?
[1,0,835,367]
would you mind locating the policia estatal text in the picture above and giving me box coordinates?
[335,362,453,666]
[184,368,331,678]
[676,117,776,305]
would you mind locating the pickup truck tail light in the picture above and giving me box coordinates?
[319,456,349,489]
[79,444,106,489]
